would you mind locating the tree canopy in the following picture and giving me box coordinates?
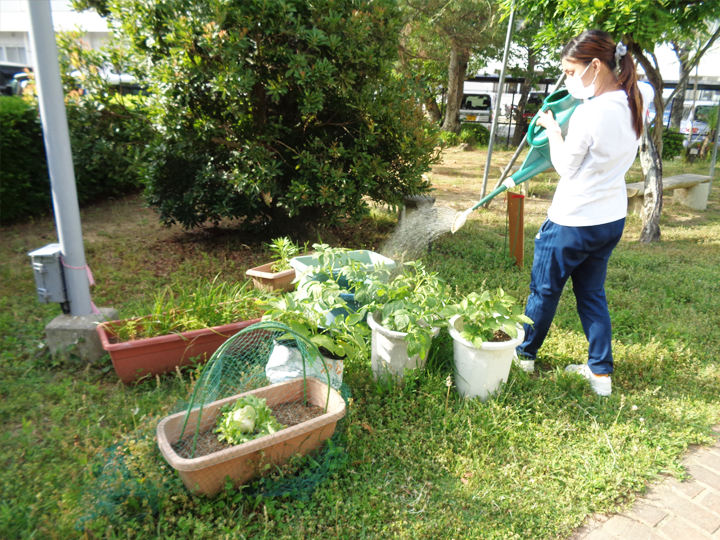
[74,0,440,232]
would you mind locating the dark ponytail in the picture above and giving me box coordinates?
[562,30,643,138]
[616,50,643,138]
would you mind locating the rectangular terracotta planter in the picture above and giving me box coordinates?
[157,377,346,496]
[245,262,296,293]
[97,317,261,384]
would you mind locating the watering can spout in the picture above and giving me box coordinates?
[451,88,581,234]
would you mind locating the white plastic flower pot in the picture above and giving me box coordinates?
[265,341,343,390]
[367,312,439,380]
[448,315,524,401]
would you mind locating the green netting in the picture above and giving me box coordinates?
[76,321,350,530]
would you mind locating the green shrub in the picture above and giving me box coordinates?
[439,131,460,147]
[0,33,155,225]
[662,129,685,160]
[64,97,153,204]
[460,123,490,146]
[57,31,154,206]
[0,97,52,224]
[107,0,440,231]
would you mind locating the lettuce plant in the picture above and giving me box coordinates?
[216,395,285,446]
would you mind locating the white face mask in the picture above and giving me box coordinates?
[564,62,598,100]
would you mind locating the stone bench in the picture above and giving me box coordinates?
[626,174,711,213]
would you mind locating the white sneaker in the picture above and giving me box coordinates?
[565,364,612,396]
[513,350,534,372]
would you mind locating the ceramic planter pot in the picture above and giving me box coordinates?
[97,317,261,384]
[448,315,524,401]
[157,377,346,497]
[367,311,440,380]
[245,262,296,293]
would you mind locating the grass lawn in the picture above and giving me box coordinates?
[1,148,719,539]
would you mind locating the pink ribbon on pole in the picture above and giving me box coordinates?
[60,257,101,314]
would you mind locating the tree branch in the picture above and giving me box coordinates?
[663,24,720,108]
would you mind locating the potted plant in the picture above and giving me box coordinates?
[290,243,396,289]
[258,278,369,390]
[358,261,447,380]
[245,237,303,293]
[442,289,533,401]
[157,376,346,497]
[97,278,266,384]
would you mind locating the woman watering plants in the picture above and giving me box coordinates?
[514,30,654,396]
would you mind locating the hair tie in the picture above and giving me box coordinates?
[614,42,627,68]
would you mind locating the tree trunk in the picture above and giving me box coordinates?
[700,128,715,159]
[441,44,470,133]
[425,95,442,124]
[512,48,536,146]
[639,120,663,243]
[669,40,692,130]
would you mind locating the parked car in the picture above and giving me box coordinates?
[459,93,493,124]
[0,62,32,96]
[680,101,716,136]
[647,102,671,126]
[520,92,548,121]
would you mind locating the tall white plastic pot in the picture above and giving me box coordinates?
[368,312,439,380]
[448,315,524,401]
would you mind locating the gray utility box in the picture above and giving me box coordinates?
[28,244,67,304]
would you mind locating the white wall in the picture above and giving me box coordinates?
[0,0,109,66]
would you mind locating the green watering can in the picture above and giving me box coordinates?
[451,88,582,233]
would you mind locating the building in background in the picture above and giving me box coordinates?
[0,0,109,66]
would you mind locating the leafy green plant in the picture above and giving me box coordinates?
[258,281,369,359]
[295,243,393,288]
[106,277,267,342]
[266,237,300,272]
[661,129,685,160]
[357,260,449,358]
[216,395,285,445]
[441,288,533,348]
[438,130,460,147]
[0,96,51,224]
[460,123,490,146]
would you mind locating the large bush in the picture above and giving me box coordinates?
[106,0,441,231]
[57,31,154,204]
[0,97,52,223]
[0,33,153,224]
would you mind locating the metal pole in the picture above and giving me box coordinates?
[506,90,516,147]
[480,5,515,199]
[709,103,720,187]
[686,49,700,149]
[27,0,92,316]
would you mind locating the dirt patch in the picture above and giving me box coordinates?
[490,329,512,342]
[173,399,327,459]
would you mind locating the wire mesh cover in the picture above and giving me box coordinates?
[157,321,347,497]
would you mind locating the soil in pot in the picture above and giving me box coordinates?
[173,399,327,459]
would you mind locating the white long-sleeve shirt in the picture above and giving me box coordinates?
[547,82,655,226]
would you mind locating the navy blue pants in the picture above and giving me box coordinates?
[516,217,625,375]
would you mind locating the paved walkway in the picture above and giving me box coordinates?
[572,430,720,539]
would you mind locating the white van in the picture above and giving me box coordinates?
[680,100,717,140]
[459,93,493,124]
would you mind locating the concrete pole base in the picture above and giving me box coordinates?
[45,307,119,361]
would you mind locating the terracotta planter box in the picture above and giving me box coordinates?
[245,262,296,293]
[97,317,261,384]
[157,377,346,496]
